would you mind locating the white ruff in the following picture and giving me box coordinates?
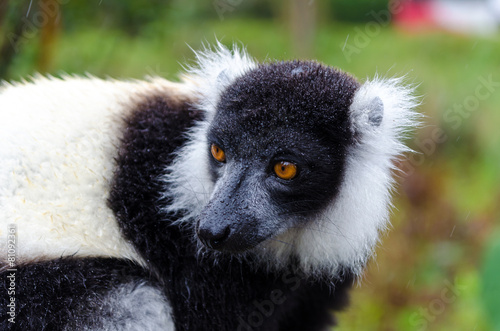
[164,45,420,278]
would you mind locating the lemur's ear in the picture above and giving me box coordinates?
[349,77,419,139]
[216,69,230,86]
[352,95,384,129]
[350,92,385,136]
[367,96,384,127]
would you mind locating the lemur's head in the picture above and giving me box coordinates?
[166,44,418,276]
[200,61,360,252]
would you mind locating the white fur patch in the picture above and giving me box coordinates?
[0,75,192,266]
[163,121,214,224]
[183,42,257,120]
[82,282,175,331]
[164,44,420,278]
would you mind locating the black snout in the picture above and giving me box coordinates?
[196,166,273,252]
[197,223,231,250]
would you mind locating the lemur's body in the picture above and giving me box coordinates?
[0,46,418,330]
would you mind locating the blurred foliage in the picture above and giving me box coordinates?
[481,233,500,330]
[328,0,389,22]
[61,1,213,34]
[1,1,499,330]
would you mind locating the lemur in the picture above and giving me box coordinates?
[0,44,418,330]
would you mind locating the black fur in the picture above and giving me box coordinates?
[0,258,153,330]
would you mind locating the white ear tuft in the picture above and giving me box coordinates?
[183,42,257,116]
[324,76,420,274]
[350,76,420,145]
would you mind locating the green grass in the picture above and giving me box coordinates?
[4,17,500,330]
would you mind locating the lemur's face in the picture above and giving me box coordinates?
[196,61,360,252]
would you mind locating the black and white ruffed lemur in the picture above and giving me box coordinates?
[0,44,418,330]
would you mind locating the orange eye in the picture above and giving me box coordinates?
[274,161,297,180]
[211,144,226,162]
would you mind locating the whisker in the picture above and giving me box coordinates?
[267,238,295,248]
[288,226,344,238]
[278,209,358,246]
[275,199,323,208]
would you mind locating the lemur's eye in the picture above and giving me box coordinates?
[211,144,226,163]
[274,161,297,180]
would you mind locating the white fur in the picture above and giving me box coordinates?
[163,121,214,224]
[82,282,175,331]
[164,46,420,277]
[0,75,192,266]
[183,42,257,120]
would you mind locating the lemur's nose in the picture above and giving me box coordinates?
[197,224,231,250]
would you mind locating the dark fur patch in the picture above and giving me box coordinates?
[109,94,202,267]
[0,258,152,330]
[218,61,359,130]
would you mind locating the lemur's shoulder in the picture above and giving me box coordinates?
[0,74,200,267]
[109,84,203,263]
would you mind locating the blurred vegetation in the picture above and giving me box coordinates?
[481,233,500,330]
[1,0,499,330]
[329,0,388,22]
